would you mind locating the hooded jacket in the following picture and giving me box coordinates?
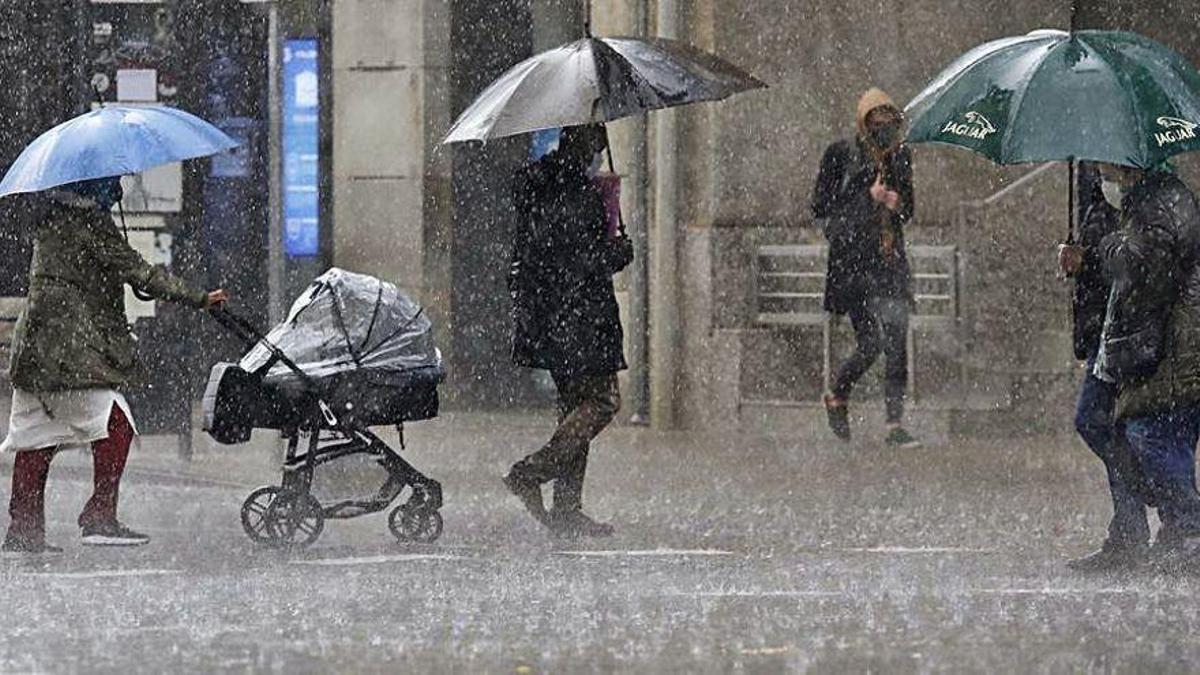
[9,193,208,393]
[812,88,914,314]
[1092,172,1200,419]
[1072,166,1122,361]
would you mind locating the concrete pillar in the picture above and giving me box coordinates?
[447,0,533,407]
[266,3,284,323]
[330,0,430,297]
[592,0,651,423]
[649,0,680,429]
[534,0,585,49]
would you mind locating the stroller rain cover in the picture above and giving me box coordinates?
[242,267,442,385]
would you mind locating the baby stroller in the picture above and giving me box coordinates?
[202,268,445,548]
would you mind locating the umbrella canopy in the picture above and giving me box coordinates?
[0,105,238,197]
[905,29,1200,168]
[443,36,765,143]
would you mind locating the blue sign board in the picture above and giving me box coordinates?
[282,38,320,257]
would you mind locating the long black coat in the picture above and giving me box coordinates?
[1071,169,1121,361]
[812,138,914,314]
[1095,172,1200,418]
[509,151,630,377]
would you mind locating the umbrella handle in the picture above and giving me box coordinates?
[1066,158,1075,245]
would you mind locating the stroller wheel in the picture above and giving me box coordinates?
[241,486,284,545]
[266,492,325,548]
[388,505,443,544]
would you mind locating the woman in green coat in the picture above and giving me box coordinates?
[2,176,227,555]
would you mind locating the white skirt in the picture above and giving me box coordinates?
[1,388,138,454]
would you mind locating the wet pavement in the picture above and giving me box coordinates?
[2,410,1200,673]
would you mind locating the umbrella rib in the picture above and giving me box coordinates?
[447,56,567,142]
[997,40,1062,164]
[476,60,545,141]
[908,33,1055,115]
[1086,36,1153,166]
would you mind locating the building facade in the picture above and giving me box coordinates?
[6,1,1200,441]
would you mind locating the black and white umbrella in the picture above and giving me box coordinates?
[443,36,765,144]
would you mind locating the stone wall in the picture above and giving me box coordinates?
[669,0,1200,433]
[671,0,1087,432]
[323,0,1200,433]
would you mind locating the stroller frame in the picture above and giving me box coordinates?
[210,307,444,548]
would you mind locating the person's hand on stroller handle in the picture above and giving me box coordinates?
[204,289,231,308]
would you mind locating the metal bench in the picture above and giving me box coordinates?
[754,243,959,394]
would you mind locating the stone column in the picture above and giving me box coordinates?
[445,0,534,407]
[331,0,431,296]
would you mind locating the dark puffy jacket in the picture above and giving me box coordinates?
[10,194,207,393]
[1093,172,1200,419]
[1072,172,1122,361]
[508,150,630,377]
[812,138,914,314]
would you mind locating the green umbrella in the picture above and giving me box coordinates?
[905,28,1200,239]
[906,29,1200,167]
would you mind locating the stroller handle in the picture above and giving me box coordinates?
[207,305,264,346]
[206,306,319,392]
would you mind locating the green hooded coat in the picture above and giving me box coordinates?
[8,195,207,393]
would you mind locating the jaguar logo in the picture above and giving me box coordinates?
[1155,116,1199,147]
[941,111,997,140]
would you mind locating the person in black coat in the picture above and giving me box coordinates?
[503,124,633,539]
[1092,165,1200,573]
[1059,162,1149,572]
[812,88,918,448]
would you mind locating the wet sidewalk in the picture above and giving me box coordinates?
[2,408,1198,672]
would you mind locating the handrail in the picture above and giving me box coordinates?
[961,161,1058,208]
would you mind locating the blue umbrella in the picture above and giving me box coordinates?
[0,105,239,197]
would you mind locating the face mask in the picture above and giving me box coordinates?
[869,123,903,149]
[1101,179,1125,210]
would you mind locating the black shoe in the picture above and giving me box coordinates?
[1066,540,1147,572]
[1,535,63,557]
[550,510,615,539]
[884,427,921,449]
[81,522,151,547]
[503,469,548,526]
[823,394,851,442]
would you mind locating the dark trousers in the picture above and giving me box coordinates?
[514,372,620,513]
[831,297,909,423]
[1125,405,1200,541]
[1074,363,1150,546]
[5,404,134,546]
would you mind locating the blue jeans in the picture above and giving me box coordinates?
[1125,405,1200,540]
[1075,363,1150,546]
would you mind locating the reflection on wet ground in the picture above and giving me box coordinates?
[1,412,1197,672]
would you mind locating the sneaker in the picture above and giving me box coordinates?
[550,510,615,539]
[823,394,851,442]
[1066,540,1147,573]
[884,427,921,449]
[503,468,549,526]
[81,522,151,547]
[1,536,63,557]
